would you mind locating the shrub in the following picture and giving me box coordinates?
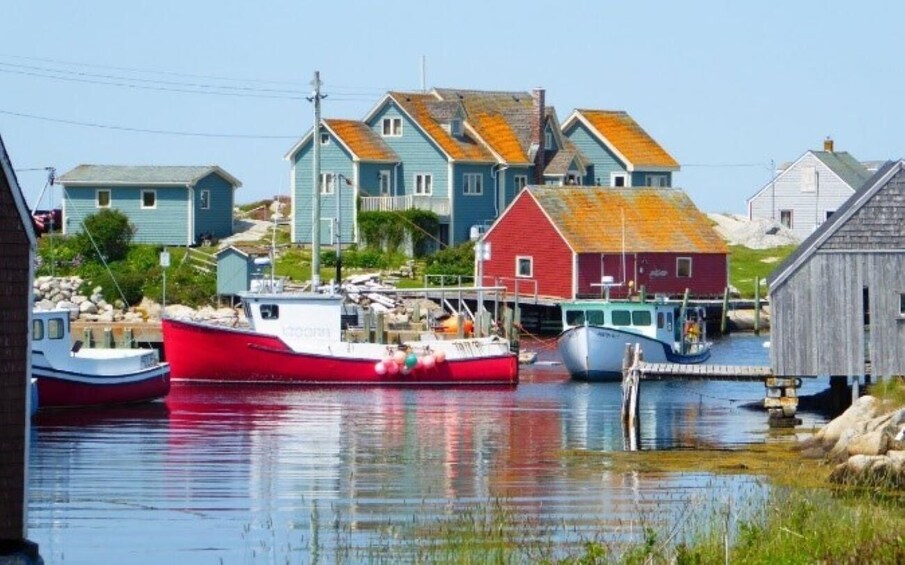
[424,241,475,284]
[72,209,136,262]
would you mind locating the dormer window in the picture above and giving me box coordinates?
[450,118,463,137]
[319,132,330,145]
[544,130,553,149]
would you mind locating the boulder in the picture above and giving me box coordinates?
[846,429,890,457]
[164,304,195,320]
[819,395,881,445]
[34,299,55,311]
[79,301,98,315]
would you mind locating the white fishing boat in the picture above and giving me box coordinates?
[557,280,710,381]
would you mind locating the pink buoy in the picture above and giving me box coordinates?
[386,361,399,375]
[401,365,411,375]
[374,361,387,375]
[382,356,394,368]
[393,350,407,365]
[421,355,435,369]
[434,350,446,364]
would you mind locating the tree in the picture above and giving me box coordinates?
[73,209,136,262]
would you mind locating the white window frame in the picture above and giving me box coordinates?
[516,256,533,278]
[414,173,432,195]
[96,189,111,208]
[780,209,793,229]
[514,174,528,191]
[320,172,335,195]
[141,189,157,210]
[319,131,330,145]
[676,257,692,278]
[463,173,483,195]
[381,117,402,137]
[800,166,817,193]
[200,189,211,210]
[379,170,391,195]
[610,172,628,187]
[544,130,553,149]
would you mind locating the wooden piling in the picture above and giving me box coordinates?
[754,276,761,336]
[364,310,373,343]
[102,327,113,348]
[456,314,464,339]
[720,287,730,335]
[376,312,385,345]
[122,327,134,349]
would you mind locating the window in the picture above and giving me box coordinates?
[200,190,211,210]
[657,312,665,329]
[141,190,157,209]
[611,310,631,326]
[645,175,667,187]
[381,117,402,137]
[514,174,528,191]
[801,166,817,192]
[780,209,793,228]
[899,293,905,317]
[463,173,483,195]
[825,210,835,221]
[544,130,553,149]
[632,311,652,326]
[32,319,43,341]
[587,310,606,325]
[260,304,279,320]
[320,131,330,145]
[449,118,462,137]
[414,173,432,195]
[320,172,335,194]
[566,172,581,185]
[610,173,627,187]
[48,317,65,340]
[676,257,692,278]
[96,189,111,208]
[516,256,533,278]
[379,171,391,195]
[565,310,585,326]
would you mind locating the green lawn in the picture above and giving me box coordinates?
[728,244,797,298]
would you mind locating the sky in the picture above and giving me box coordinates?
[3,1,905,214]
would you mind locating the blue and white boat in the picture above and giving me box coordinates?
[557,292,711,382]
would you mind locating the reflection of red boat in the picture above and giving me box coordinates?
[162,292,518,385]
[33,309,170,409]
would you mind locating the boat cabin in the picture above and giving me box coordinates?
[560,300,681,345]
[240,292,344,349]
[32,309,75,359]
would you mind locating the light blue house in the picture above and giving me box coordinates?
[59,165,240,246]
[562,109,680,187]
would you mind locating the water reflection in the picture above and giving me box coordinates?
[28,335,815,562]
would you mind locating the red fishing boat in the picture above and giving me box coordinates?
[32,309,170,408]
[162,291,518,385]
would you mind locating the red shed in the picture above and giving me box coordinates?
[482,186,728,300]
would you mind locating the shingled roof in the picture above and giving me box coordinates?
[527,186,726,254]
[567,110,680,171]
[811,151,872,189]
[388,92,495,163]
[58,165,242,187]
[324,119,399,163]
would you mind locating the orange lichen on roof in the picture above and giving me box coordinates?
[469,113,531,164]
[325,119,398,162]
[579,110,679,169]
[532,187,727,254]
[389,92,494,162]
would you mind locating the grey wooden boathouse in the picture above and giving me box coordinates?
[0,133,40,560]
[768,160,905,378]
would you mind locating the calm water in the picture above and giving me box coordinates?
[27,335,830,563]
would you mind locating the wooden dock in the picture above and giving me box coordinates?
[636,362,772,381]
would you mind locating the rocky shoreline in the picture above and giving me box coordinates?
[801,394,905,487]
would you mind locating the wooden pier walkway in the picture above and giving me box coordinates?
[636,362,772,381]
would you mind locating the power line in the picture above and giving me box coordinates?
[0,108,297,139]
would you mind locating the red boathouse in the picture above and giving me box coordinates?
[481,186,728,300]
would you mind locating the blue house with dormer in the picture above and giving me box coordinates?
[59,165,241,246]
[287,89,681,248]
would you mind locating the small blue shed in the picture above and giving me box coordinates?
[59,165,241,246]
[216,245,271,297]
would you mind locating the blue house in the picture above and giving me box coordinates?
[562,109,680,187]
[285,119,401,247]
[59,165,241,246]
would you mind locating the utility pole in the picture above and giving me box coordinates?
[335,174,344,288]
[307,71,326,288]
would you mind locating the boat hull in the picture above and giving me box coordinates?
[162,318,519,386]
[557,326,710,382]
[33,364,171,408]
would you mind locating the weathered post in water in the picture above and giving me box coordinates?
[621,344,642,450]
[364,310,373,343]
[754,276,761,336]
[720,287,730,335]
[376,312,386,345]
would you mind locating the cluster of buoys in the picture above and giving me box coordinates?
[374,349,446,376]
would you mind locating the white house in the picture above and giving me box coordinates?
[746,139,874,241]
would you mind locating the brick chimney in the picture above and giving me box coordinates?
[824,136,834,152]
[531,87,546,184]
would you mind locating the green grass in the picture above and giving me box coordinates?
[729,244,797,298]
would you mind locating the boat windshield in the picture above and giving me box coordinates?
[564,309,605,326]
[611,310,652,327]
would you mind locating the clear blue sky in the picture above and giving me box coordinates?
[4,1,904,214]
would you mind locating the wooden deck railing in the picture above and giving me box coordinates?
[359,195,449,216]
